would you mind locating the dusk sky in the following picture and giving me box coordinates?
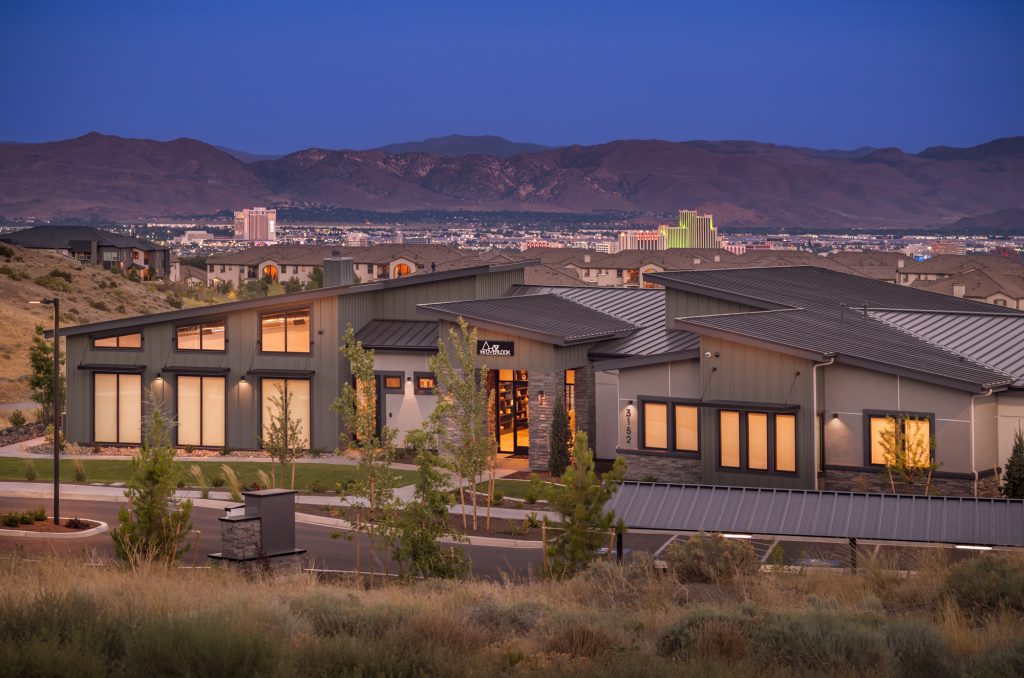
[1,0,1021,154]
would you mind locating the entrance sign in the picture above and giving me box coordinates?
[477,340,514,357]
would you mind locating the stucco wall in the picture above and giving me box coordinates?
[997,391,1024,467]
[374,352,438,447]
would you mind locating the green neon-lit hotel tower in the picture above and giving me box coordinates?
[660,209,720,249]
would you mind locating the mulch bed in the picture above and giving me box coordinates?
[0,517,98,533]
[295,503,546,540]
[0,423,46,448]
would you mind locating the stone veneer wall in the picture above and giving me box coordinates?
[572,365,597,454]
[821,469,1001,498]
[622,453,702,484]
[221,518,261,560]
[528,371,560,472]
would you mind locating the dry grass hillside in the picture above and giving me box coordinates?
[0,244,181,412]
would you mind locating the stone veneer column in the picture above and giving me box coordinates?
[221,517,262,560]
[622,453,703,484]
[572,365,597,452]
[528,371,560,472]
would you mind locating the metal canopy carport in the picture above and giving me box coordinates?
[608,482,1024,547]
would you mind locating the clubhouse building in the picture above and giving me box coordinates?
[59,255,1024,497]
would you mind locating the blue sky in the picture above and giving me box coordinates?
[1,0,1021,154]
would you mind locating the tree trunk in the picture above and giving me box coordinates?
[458,474,468,530]
[291,455,296,490]
[486,456,495,532]
[471,471,478,531]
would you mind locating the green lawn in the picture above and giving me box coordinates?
[474,478,555,500]
[0,458,417,493]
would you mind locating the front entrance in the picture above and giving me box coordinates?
[496,369,529,455]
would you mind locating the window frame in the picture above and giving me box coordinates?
[258,307,311,354]
[713,407,800,476]
[174,374,227,448]
[92,372,142,444]
[174,318,227,353]
[413,371,437,395]
[862,409,936,468]
[91,331,143,351]
[377,371,405,394]
[636,396,701,457]
[258,377,312,451]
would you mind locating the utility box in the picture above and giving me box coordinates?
[210,488,305,570]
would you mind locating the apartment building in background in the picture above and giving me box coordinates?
[233,207,277,241]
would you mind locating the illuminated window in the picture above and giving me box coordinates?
[564,369,576,413]
[261,378,310,448]
[92,332,142,349]
[747,412,769,470]
[177,321,225,351]
[415,372,437,394]
[868,413,932,468]
[674,405,698,452]
[643,402,668,449]
[94,373,141,444]
[260,309,310,353]
[177,376,225,447]
[775,414,796,472]
[383,375,403,391]
[719,411,740,468]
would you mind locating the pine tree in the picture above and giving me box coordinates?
[548,393,571,477]
[1002,428,1024,499]
[111,402,193,567]
[545,431,626,579]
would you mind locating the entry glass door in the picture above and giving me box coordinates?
[497,369,529,455]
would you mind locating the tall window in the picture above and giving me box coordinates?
[674,404,698,452]
[717,409,798,473]
[747,413,769,470]
[642,402,668,449]
[867,413,932,467]
[92,333,142,349]
[720,411,741,468]
[94,373,141,444]
[261,309,310,353]
[639,399,699,454]
[564,369,576,413]
[261,378,310,448]
[776,414,797,472]
[177,376,225,447]
[177,320,225,351]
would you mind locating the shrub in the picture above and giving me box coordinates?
[165,294,183,309]
[945,554,1024,613]
[0,243,12,257]
[89,300,110,311]
[524,511,541,529]
[66,517,88,529]
[665,533,760,584]
[656,608,753,660]
[23,459,37,481]
[8,409,26,427]
[548,394,571,477]
[19,512,34,525]
[543,616,615,658]
[72,458,87,483]
[2,512,20,527]
[468,599,541,634]
[964,638,1024,677]
[29,507,47,521]
[308,479,325,493]
[523,473,545,504]
[753,611,890,673]
[210,473,226,488]
[885,618,954,678]
[48,268,72,282]
[34,275,72,292]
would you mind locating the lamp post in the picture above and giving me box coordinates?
[30,297,60,525]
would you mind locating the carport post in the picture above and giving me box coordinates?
[849,537,858,573]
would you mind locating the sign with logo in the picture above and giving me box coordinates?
[477,340,514,357]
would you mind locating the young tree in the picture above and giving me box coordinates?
[259,382,305,489]
[307,265,324,290]
[428,317,497,531]
[391,425,469,579]
[545,430,626,579]
[549,393,571,477]
[28,324,64,426]
[1002,427,1024,499]
[111,400,193,567]
[332,325,402,580]
[878,416,939,494]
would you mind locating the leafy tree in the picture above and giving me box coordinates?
[307,265,323,290]
[545,431,626,579]
[878,416,939,494]
[111,401,193,567]
[392,425,469,579]
[1002,427,1024,499]
[28,325,64,426]
[427,316,497,531]
[331,325,401,580]
[284,277,303,293]
[259,382,305,489]
[549,393,571,477]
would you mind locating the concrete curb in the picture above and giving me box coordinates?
[0,518,108,539]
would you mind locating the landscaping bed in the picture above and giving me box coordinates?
[0,507,96,533]
[0,422,45,447]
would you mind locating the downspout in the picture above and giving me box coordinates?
[970,388,995,497]
[813,355,836,489]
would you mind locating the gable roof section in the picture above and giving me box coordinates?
[417,294,637,346]
[355,320,438,351]
[2,225,163,251]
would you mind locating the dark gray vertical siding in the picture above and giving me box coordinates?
[438,320,590,372]
[475,268,523,299]
[700,336,816,489]
[665,289,761,327]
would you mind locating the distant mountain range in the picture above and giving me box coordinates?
[1,132,1022,229]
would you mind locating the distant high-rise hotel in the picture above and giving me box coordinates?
[617,229,665,251]
[660,209,719,249]
[233,207,277,241]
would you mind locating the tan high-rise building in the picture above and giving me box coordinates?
[233,207,277,241]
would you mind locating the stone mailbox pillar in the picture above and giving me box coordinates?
[210,489,305,571]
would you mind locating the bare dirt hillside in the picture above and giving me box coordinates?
[0,245,181,410]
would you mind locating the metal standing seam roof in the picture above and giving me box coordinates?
[871,310,1024,387]
[355,320,439,351]
[417,294,638,345]
[512,285,700,357]
[607,482,1024,547]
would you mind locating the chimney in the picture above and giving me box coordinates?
[323,250,354,287]
[952,284,966,298]
[897,259,905,268]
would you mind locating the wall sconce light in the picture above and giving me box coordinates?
[155,372,163,381]
[407,376,412,382]
[832,413,839,420]
[240,375,247,383]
